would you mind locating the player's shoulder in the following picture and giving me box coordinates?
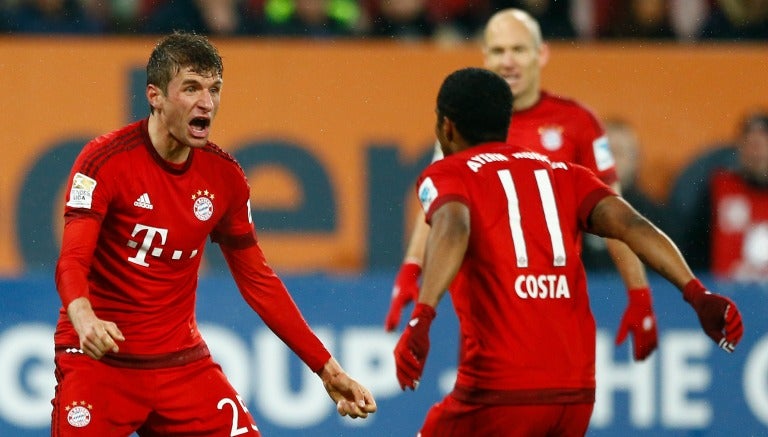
[85,120,144,150]
[199,142,241,167]
[542,91,595,113]
[561,160,594,175]
[199,142,249,179]
[423,153,457,178]
[552,161,608,193]
[78,120,146,173]
[539,90,585,108]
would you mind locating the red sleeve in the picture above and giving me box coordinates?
[55,213,101,309]
[220,244,331,373]
[417,160,469,223]
[570,164,617,229]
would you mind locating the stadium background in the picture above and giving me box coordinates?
[1,37,767,435]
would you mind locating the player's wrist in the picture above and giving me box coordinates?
[317,356,343,380]
[682,278,707,305]
[403,256,422,266]
[66,297,94,319]
[400,261,422,277]
[411,303,436,322]
[627,287,652,305]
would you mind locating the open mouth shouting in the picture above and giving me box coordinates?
[189,116,211,139]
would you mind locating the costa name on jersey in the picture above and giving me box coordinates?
[514,274,570,299]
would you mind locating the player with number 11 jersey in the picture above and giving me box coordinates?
[417,143,614,404]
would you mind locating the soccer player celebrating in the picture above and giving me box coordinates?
[52,32,376,435]
[386,8,659,362]
[394,67,743,436]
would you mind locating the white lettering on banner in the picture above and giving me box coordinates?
[253,328,335,428]
[342,328,400,399]
[0,324,55,428]
[439,368,457,395]
[0,323,394,432]
[0,323,760,432]
[593,331,712,429]
[744,334,768,425]
[661,333,712,427]
[593,331,655,428]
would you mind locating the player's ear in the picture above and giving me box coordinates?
[538,42,550,68]
[442,116,456,143]
[146,84,162,111]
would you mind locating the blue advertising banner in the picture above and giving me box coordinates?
[0,272,765,436]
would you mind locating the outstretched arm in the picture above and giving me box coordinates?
[318,357,377,418]
[589,196,693,287]
[604,181,659,361]
[418,202,469,308]
[589,195,743,352]
[221,244,378,416]
[404,210,431,266]
[394,201,469,390]
[385,141,444,331]
[603,182,665,287]
[384,210,430,331]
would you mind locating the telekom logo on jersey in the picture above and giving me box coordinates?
[126,224,198,267]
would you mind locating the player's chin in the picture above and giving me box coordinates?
[187,137,209,148]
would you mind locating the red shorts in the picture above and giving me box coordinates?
[51,351,260,436]
[419,394,594,437]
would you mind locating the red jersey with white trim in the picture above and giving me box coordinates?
[431,91,617,185]
[54,119,329,369]
[710,170,768,280]
[417,142,615,400]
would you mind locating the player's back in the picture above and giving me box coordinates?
[423,142,613,398]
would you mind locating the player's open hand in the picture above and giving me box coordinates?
[615,287,658,360]
[319,358,377,419]
[394,303,436,390]
[385,262,422,332]
[67,297,125,360]
[683,279,744,352]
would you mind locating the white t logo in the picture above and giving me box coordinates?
[127,224,168,267]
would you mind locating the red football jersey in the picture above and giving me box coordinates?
[54,119,329,370]
[508,91,617,185]
[55,119,255,355]
[710,170,768,280]
[431,91,617,185]
[417,143,615,402]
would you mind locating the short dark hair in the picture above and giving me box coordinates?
[437,67,513,145]
[146,32,223,95]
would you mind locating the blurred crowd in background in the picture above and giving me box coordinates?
[2,0,766,282]
[1,0,768,42]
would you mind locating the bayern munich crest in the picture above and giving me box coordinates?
[191,189,214,221]
[538,125,564,151]
[66,401,92,427]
